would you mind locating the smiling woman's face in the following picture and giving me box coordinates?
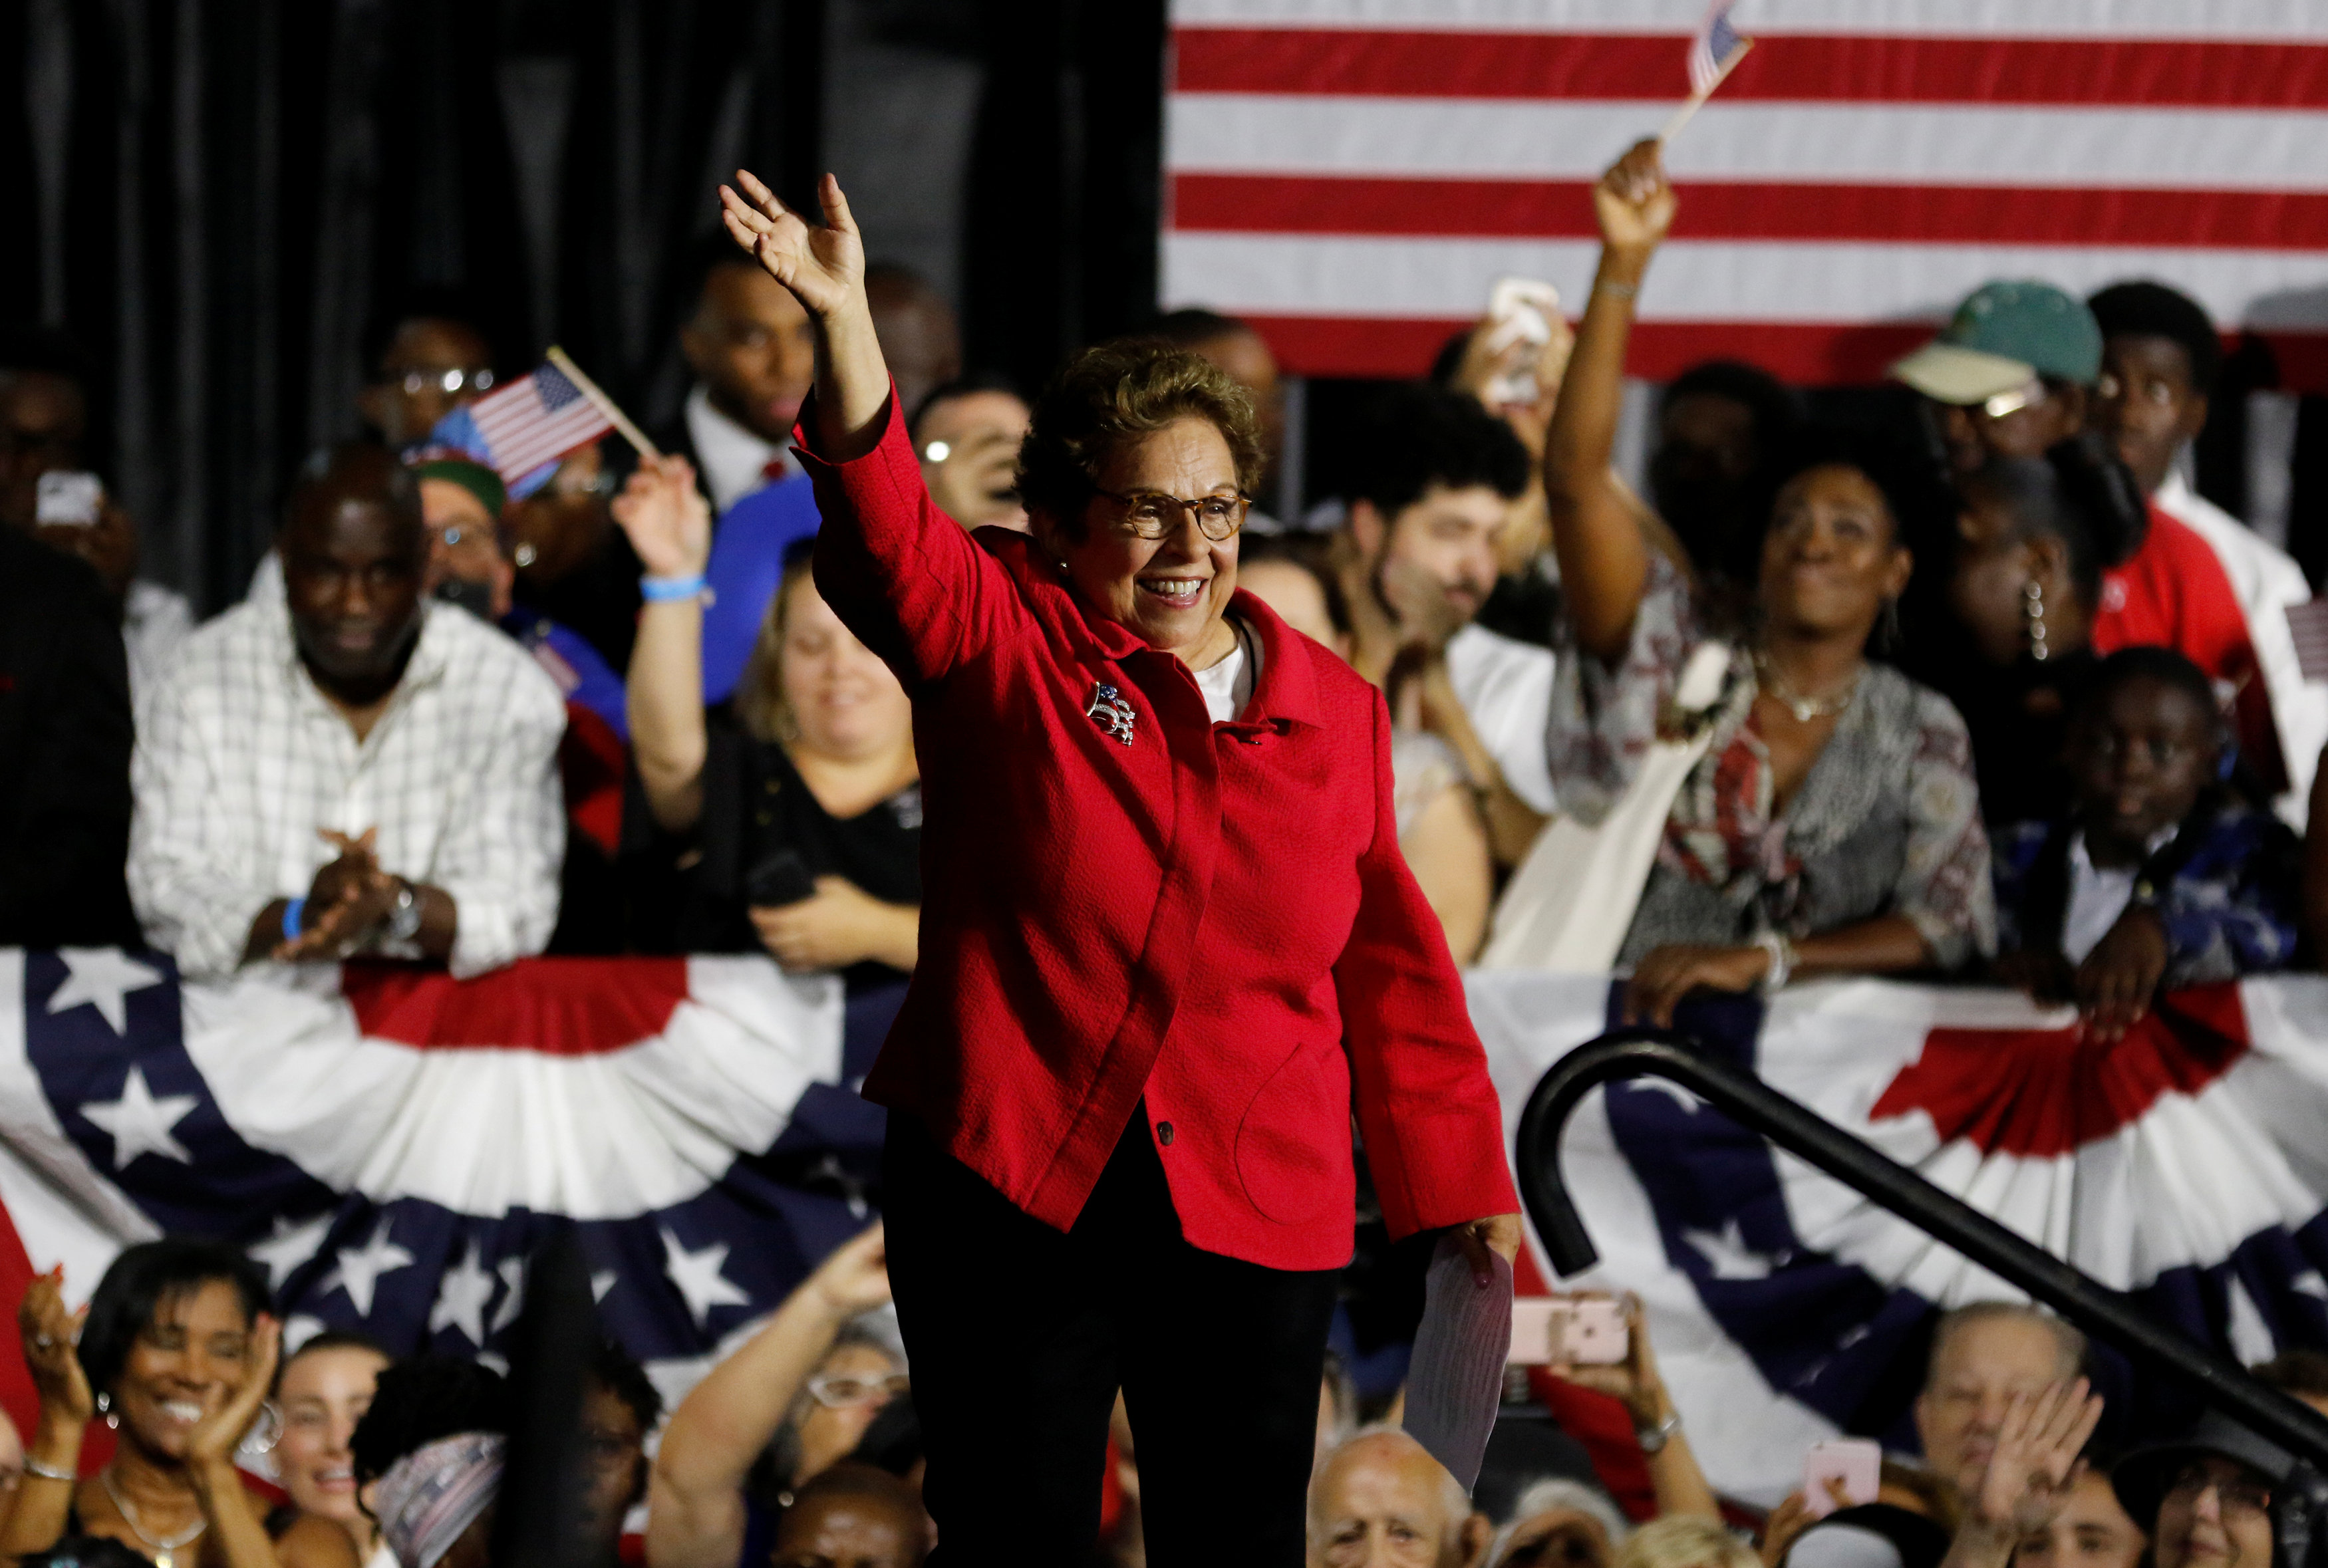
[114,1278,253,1462]
[1036,418,1242,667]
[276,1344,391,1525]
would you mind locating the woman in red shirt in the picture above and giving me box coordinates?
[689,171,1522,1562]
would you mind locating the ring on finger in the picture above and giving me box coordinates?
[34,1333,53,1349]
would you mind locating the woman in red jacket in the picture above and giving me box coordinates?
[695,169,1521,1564]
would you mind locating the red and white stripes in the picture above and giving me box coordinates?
[1163,0,2328,384]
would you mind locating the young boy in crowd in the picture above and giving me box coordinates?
[1992,647,2299,1037]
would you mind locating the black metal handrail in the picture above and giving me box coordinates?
[1514,1029,2328,1469]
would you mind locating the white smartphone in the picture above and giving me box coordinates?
[1803,1438,1882,1519]
[1510,1297,1560,1365]
[1509,1296,1630,1366]
[36,470,102,527]
[1558,1297,1629,1365]
[1483,277,1562,405]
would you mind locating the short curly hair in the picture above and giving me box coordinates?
[1016,338,1266,536]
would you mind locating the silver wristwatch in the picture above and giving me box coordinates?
[384,879,423,944]
[1636,1409,1683,1454]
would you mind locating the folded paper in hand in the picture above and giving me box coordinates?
[1402,1236,1513,1494]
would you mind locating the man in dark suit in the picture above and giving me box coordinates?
[0,525,139,948]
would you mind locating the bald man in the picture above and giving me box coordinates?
[772,1463,928,1568]
[130,443,565,979]
[1309,1428,1491,1568]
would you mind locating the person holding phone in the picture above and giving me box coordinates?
[1538,1292,1721,1523]
[710,168,1520,1563]
[615,474,920,990]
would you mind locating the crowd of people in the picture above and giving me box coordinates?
[0,126,2322,1567]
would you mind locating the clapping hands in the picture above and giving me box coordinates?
[18,1266,92,1425]
[277,829,400,961]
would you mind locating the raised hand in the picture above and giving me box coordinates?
[612,455,713,579]
[1968,1379,2104,1539]
[185,1314,280,1469]
[719,170,865,325]
[1594,138,1678,258]
[806,1220,892,1317]
[18,1266,92,1424]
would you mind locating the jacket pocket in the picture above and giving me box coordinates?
[1233,1039,1352,1226]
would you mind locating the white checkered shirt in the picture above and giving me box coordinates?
[130,598,567,979]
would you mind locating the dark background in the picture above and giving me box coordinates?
[0,0,1165,612]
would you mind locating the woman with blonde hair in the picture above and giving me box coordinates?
[1613,1517,1760,1568]
[614,480,921,989]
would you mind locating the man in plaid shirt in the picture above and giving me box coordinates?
[130,445,566,979]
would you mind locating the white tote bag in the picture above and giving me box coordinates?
[1477,640,1733,973]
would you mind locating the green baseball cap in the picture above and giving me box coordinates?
[410,452,508,519]
[1890,280,2105,406]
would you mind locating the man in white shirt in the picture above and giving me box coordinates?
[1340,384,1556,865]
[674,234,819,513]
[2087,281,2328,825]
[131,445,566,979]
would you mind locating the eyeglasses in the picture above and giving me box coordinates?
[2166,1464,2273,1519]
[1093,486,1249,542]
[388,367,496,397]
[805,1371,908,1410]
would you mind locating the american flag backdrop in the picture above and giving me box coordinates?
[1161,1,2328,386]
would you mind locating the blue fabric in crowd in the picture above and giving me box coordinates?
[504,610,631,741]
[702,473,823,704]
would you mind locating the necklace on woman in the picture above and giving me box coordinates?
[100,1466,208,1568]
[1753,650,1860,723]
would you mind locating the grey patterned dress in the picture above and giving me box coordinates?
[1548,557,1996,969]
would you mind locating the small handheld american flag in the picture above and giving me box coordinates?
[1687,0,1750,97]
[463,360,617,487]
[1664,0,1754,144]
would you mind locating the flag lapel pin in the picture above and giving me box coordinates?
[1086,682,1137,745]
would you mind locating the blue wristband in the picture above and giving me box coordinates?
[282,897,307,942]
[640,572,708,603]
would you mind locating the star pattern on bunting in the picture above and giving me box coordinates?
[492,1256,527,1334]
[250,1213,334,1291]
[1681,1218,1783,1281]
[45,950,166,1035]
[82,1066,198,1170]
[326,1221,416,1317]
[662,1228,749,1325]
[431,1241,496,1345]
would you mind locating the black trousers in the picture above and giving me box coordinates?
[882,1111,1338,1567]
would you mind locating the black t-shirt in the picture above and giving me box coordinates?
[671,725,922,992]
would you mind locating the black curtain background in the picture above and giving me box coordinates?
[0,0,1165,614]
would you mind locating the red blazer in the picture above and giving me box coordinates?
[800,399,1519,1271]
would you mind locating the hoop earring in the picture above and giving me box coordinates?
[2023,578,2049,662]
[249,1402,283,1454]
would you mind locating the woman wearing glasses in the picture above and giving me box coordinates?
[648,1224,911,1567]
[2110,1413,2291,1568]
[705,169,1520,1565]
